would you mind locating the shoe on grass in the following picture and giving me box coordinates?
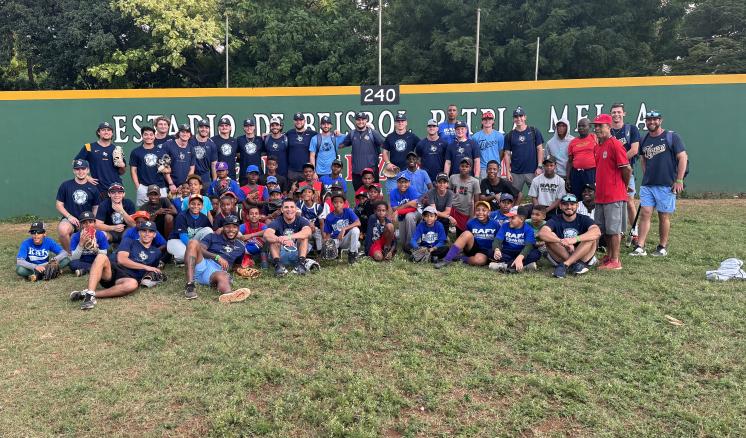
[553,264,567,278]
[598,259,623,270]
[184,282,197,300]
[570,262,588,275]
[69,289,87,301]
[651,245,668,257]
[488,262,508,272]
[219,288,251,303]
[629,246,647,256]
[275,264,288,277]
[80,291,96,310]
[434,259,452,269]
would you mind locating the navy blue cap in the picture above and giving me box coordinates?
[178,123,191,132]
[454,120,467,129]
[331,159,343,166]
[243,118,255,126]
[97,122,112,130]
[138,220,157,232]
[29,222,45,233]
[355,112,367,120]
[320,115,332,124]
[293,112,304,121]
[561,193,578,203]
[79,211,95,222]
[499,193,514,202]
[218,117,231,125]
[73,159,89,169]
[513,107,526,117]
[394,113,407,121]
[197,119,210,128]
[268,187,282,194]
[302,162,315,170]
[223,215,240,226]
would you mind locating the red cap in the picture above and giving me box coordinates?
[482,111,495,119]
[592,114,612,125]
[355,186,368,197]
[131,211,150,221]
[361,167,375,176]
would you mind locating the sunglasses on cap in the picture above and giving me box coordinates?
[645,110,662,119]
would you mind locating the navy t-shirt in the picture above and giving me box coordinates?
[116,238,161,280]
[268,215,311,238]
[546,214,595,240]
[75,142,124,194]
[384,131,421,169]
[611,124,641,167]
[56,179,100,219]
[211,134,239,179]
[129,144,167,187]
[415,137,448,180]
[154,136,172,146]
[640,130,687,187]
[189,137,218,180]
[264,134,289,177]
[237,135,266,176]
[95,198,135,226]
[163,140,196,186]
[496,222,535,257]
[286,128,317,172]
[505,127,544,174]
[445,139,479,175]
[171,211,212,239]
[200,232,246,266]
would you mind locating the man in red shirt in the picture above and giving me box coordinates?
[566,118,597,199]
[592,114,631,270]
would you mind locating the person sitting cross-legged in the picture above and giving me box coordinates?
[488,204,541,273]
[16,222,70,281]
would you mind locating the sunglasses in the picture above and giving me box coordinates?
[30,230,45,235]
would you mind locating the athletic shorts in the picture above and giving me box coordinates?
[245,242,262,255]
[450,209,470,232]
[511,172,535,193]
[640,185,676,214]
[195,258,223,285]
[368,237,386,257]
[464,244,492,260]
[279,245,300,266]
[99,262,138,288]
[594,201,628,235]
[58,217,79,232]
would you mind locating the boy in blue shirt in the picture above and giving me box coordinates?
[410,206,447,262]
[16,222,70,281]
[323,193,362,264]
[319,159,347,194]
[69,211,109,277]
[489,193,515,228]
[398,152,432,197]
[489,204,541,273]
[435,201,499,269]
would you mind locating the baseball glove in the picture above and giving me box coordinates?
[411,247,431,263]
[82,225,98,251]
[303,258,320,272]
[321,239,338,260]
[235,266,261,279]
[157,154,172,174]
[113,145,125,168]
[140,271,167,288]
[42,260,61,281]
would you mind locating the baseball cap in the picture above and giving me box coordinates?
[242,118,255,127]
[331,159,343,167]
[482,111,495,119]
[72,159,89,169]
[293,112,304,121]
[645,110,663,119]
[454,120,467,129]
[396,173,411,181]
[592,114,613,125]
[215,162,229,171]
[178,123,191,132]
[79,211,95,222]
[406,151,418,158]
[561,193,579,203]
[330,181,345,190]
[436,173,449,182]
[331,192,346,202]
[266,175,278,184]
[29,222,45,233]
[246,165,260,174]
[298,185,315,193]
[354,112,368,120]
[131,211,151,221]
[320,115,332,124]
[583,183,596,192]
[423,206,438,215]
[394,113,407,121]
[140,125,155,134]
[188,194,204,204]
[186,174,202,184]
[97,122,112,130]
[504,206,519,217]
[499,193,514,202]
[460,157,473,165]
[268,187,282,195]
[108,183,125,193]
[218,117,231,126]
[361,167,375,176]
[543,156,556,164]
[197,119,210,128]
[269,117,282,125]
[513,107,526,117]
[223,215,240,226]
[220,191,238,200]
[367,183,381,192]
[516,205,532,218]
[355,186,369,197]
[427,119,438,127]
[475,200,492,211]
[146,184,161,195]
[302,162,315,170]
[138,220,157,232]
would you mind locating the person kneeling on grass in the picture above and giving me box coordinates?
[69,211,109,277]
[364,201,397,262]
[410,206,448,262]
[183,215,251,303]
[16,221,70,281]
[323,192,362,264]
[489,204,541,273]
[70,221,163,310]
[435,201,499,269]
[264,198,314,277]
[538,194,601,278]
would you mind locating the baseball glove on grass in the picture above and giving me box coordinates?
[321,239,338,260]
[42,261,61,280]
[235,266,261,279]
[411,247,431,263]
[140,271,167,288]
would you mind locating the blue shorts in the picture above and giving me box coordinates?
[246,242,262,255]
[195,258,224,285]
[640,185,676,214]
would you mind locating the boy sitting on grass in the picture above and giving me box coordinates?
[410,206,448,262]
[489,204,541,273]
[528,204,548,254]
[435,201,498,269]
[16,222,70,281]
[364,201,396,262]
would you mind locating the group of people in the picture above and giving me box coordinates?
[15,103,689,310]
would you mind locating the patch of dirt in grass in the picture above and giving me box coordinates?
[170,413,209,437]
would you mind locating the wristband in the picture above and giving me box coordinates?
[214,255,221,262]
[575,236,580,243]
[675,179,684,183]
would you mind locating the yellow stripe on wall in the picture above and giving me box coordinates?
[2,74,745,101]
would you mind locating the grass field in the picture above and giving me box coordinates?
[1,199,744,437]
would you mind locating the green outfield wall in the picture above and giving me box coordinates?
[1,74,745,218]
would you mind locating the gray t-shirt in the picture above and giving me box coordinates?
[528,174,566,206]
[419,188,454,212]
[449,175,480,216]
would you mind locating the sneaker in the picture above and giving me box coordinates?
[651,245,668,257]
[74,269,84,277]
[274,264,288,277]
[587,256,599,267]
[347,252,358,265]
[80,291,96,310]
[434,259,452,269]
[184,282,197,300]
[291,264,307,275]
[553,264,567,278]
[69,289,86,301]
[219,288,251,303]
[488,262,508,272]
[598,259,623,270]
[570,262,589,275]
[629,246,647,256]
[525,262,538,271]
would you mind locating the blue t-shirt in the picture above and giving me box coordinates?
[611,124,641,167]
[445,139,479,175]
[71,230,109,263]
[264,134,289,177]
[123,227,167,247]
[200,232,246,266]
[180,195,211,216]
[310,133,346,176]
[319,175,347,194]
[384,131,421,169]
[75,142,124,194]
[237,135,265,177]
[286,128,317,172]
[56,179,100,220]
[163,140,196,186]
[489,210,511,228]
[171,211,212,239]
[17,237,63,265]
[496,222,535,257]
[211,134,239,179]
[505,127,544,174]
[96,198,136,226]
[471,130,504,172]
[189,137,218,180]
[154,136,172,146]
[640,130,686,187]
[323,208,359,239]
[129,144,167,187]
[116,238,161,280]
[364,215,394,254]
[466,217,500,251]
[415,137,448,181]
[389,187,419,208]
[411,221,446,249]
[298,202,325,227]
[398,169,431,198]
[546,214,596,240]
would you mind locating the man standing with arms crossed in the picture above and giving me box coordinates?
[191,119,218,186]
[472,111,504,177]
[503,107,544,203]
[211,117,239,180]
[415,119,448,181]
[339,112,385,190]
[610,103,642,239]
[592,114,631,270]
[383,113,420,194]
[286,113,317,182]
[630,110,688,257]
[443,121,480,177]
[237,119,265,186]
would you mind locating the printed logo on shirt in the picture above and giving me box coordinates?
[138,251,148,261]
[223,244,233,254]
[270,142,279,150]
[332,219,350,232]
[642,143,667,160]
[539,183,559,193]
[518,135,526,142]
[283,229,294,237]
[562,228,579,239]
[112,212,124,225]
[422,231,438,244]
[220,143,233,156]
[504,230,526,246]
[245,142,257,154]
[144,153,159,166]
[27,248,50,262]
[363,135,369,141]
[371,223,383,241]
[102,151,109,157]
[602,151,608,159]
[296,135,304,142]
[471,226,497,241]
[457,147,464,154]
[72,190,89,205]
[395,139,407,152]
[194,146,206,160]
[178,152,186,160]
[430,144,437,153]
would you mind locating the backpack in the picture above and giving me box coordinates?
[640,130,689,179]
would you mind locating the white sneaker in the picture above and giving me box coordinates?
[629,246,647,256]
[651,246,668,257]
[488,262,508,272]
[525,262,538,271]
